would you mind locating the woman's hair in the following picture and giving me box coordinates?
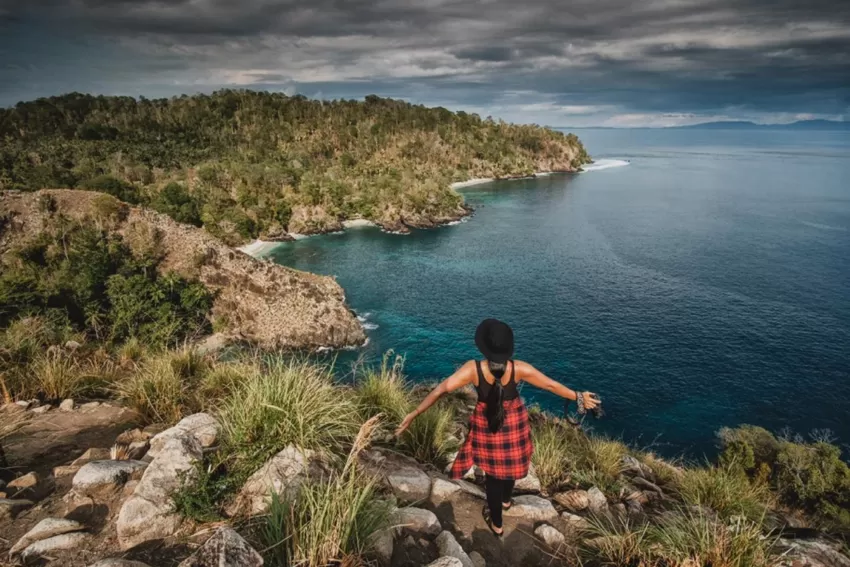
[485,360,507,433]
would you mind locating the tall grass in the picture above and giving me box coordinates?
[579,514,652,566]
[114,348,208,423]
[675,463,773,521]
[532,421,573,489]
[219,356,360,467]
[260,417,392,567]
[353,352,410,426]
[29,350,100,400]
[398,402,458,467]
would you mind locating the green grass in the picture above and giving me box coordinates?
[579,514,652,567]
[218,356,360,467]
[532,421,573,489]
[675,463,773,522]
[353,351,411,426]
[398,402,458,467]
[259,417,392,567]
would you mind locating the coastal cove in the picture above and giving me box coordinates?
[260,128,850,458]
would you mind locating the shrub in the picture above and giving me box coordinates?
[152,182,202,226]
[219,356,360,467]
[78,175,141,204]
[675,463,773,521]
[718,425,780,474]
[259,418,392,567]
[172,455,240,523]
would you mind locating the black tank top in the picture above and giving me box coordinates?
[475,360,519,401]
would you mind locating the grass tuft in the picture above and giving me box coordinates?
[675,463,773,521]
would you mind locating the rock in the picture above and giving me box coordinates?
[386,466,432,503]
[21,532,91,562]
[226,445,315,517]
[435,531,474,567]
[87,560,152,567]
[148,413,219,458]
[561,512,591,531]
[625,490,649,506]
[72,448,112,466]
[535,524,566,547]
[59,399,75,411]
[0,498,33,521]
[587,487,608,514]
[369,529,394,566]
[514,462,541,493]
[631,476,664,497]
[117,436,202,550]
[10,517,86,556]
[115,428,153,446]
[781,538,850,567]
[391,506,442,537]
[31,404,51,414]
[426,558,464,567]
[15,400,32,409]
[625,498,643,517]
[612,502,627,517]
[65,340,82,350]
[455,480,486,500]
[7,472,50,500]
[72,460,148,497]
[431,478,461,500]
[621,455,654,480]
[195,333,229,355]
[54,465,81,478]
[80,402,102,411]
[469,551,486,567]
[177,526,263,567]
[503,495,558,521]
[554,489,590,512]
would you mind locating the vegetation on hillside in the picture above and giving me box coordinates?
[0,91,589,243]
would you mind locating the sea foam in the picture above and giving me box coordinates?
[582,159,630,172]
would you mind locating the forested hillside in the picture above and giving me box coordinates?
[0,91,590,243]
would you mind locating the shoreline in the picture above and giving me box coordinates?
[237,171,573,257]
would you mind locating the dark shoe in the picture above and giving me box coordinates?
[482,505,503,537]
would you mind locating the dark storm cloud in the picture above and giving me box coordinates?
[1,0,848,125]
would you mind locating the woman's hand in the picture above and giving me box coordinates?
[582,392,600,410]
[394,412,416,438]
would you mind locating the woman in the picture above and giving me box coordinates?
[395,318,600,536]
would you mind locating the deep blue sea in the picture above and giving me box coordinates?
[266,128,850,458]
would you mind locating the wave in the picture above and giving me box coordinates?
[800,220,848,232]
[582,159,630,172]
[356,312,379,330]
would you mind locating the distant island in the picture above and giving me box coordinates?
[0,91,590,243]
[675,119,850,130]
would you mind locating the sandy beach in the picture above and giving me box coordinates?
[236,239,281,257]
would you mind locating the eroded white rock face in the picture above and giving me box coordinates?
[226,445,316,517]
[177,526,263,567]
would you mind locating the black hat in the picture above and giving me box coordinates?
[475,319,514,363]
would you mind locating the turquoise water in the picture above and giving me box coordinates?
[267,129,850,457]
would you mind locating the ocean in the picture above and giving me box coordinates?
[265,128,850,458]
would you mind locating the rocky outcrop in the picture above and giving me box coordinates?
[177,526,263,567]
[226,445,318,517]
[148,413,219,458]
[0,190,365,350]
[386,466,432,503]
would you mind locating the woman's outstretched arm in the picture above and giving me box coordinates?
[515,360,599,410]
[394,360,476,437]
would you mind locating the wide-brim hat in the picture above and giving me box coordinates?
[475,318,514,363]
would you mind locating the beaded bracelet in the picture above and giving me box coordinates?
[576,391,586,414]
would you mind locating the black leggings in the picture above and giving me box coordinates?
[485,476,515,528]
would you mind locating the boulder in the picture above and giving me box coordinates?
[116,436,202,550]
[21,532,91,562]
[534,523,566,547]
[514,463,541,493]
[631,476,664,497]
[148,413,219,458]
[469,551,486,567]
[72,448,112,466]
[31,404,51,414]
[10,517,86,556]
[54,465,82,478]
[369,529,394,566]
[426,558,464,567]
[87,560,152,567]
[59,399,75,411]
[0,498,33,521]
[554,489,590,512]
[561,512,591,531]
[7,472,51,500]
[435,531,474,567]
[621,455,654,481]
[177,526,263,567]
[386,466,432,504]
[72,460,148,497]
[503,495,558,521]
[587,487,608,514]
[431,478,462,501]
[226,445,315,517]
[391,507,442,537]
[80,402,102,411]
[455,480,486,500]
[781,538,850,567]
[117,495,182,550]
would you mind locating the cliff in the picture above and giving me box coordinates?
[0,189,365,349]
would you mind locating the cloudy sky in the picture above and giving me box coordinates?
[1,0,849,126]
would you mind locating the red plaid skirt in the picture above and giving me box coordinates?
[450,398,534,480]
